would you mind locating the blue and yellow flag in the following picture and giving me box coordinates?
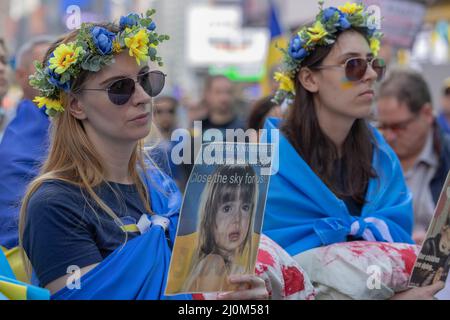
[260,1,288,97]
[0,247,50,300]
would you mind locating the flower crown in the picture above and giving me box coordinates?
[30,9,169,117]
[273,1,382,105]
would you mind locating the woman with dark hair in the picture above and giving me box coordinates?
[262,2,443,299]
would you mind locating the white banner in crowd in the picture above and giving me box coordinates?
[186,5,269,66]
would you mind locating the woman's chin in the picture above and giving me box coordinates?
[126,127,152,142]
[350,103,372,119]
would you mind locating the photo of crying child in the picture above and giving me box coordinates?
[165,160,269,295]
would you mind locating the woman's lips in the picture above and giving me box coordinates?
[359,90,375,100]
[130,113,150,124]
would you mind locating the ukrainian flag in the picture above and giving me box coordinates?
[260,1,288,97]
[0,247,49,300]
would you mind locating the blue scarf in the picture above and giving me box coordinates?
[0,100,50,249]
[262,118,414,256]
[51,168,191,300]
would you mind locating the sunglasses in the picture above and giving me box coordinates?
[376,115,419,133]
[314,57,386,82]
[80,70,166,105]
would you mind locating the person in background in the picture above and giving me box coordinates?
[247,95,282,142]
[153,95,178,141]
[184,96,208,128]
[377,69,450,245]
[0,38,10,140]
[0,36,53,249]
[151,95,187,189]
[437,77,450,135]
[200,75,246,135]
[182,75,247,181]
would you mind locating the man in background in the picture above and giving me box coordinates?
[376,69,450,245]
[200,75,246,135]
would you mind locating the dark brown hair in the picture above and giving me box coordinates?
[248,95,279,131]
[282,28,377,205]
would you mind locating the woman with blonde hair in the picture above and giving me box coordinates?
[19,11,267,300]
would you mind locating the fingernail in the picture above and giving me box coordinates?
[217,293,227,299]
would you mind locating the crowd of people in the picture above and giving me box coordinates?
[0,2,450,300]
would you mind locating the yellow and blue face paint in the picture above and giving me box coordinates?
[340,77,355,90]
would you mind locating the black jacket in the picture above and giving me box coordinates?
[430,124,450,204]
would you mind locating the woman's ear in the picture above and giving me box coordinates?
[298,67,319,93]
[68,94,87,120]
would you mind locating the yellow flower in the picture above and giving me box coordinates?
[274,72,295,94]
[124,29,150,65]
[112,40,123,54]
[307,21,328,44]
[49,43,83,75]
[370,38,381,56]
[33,96,64,113]
[338,2,363,15]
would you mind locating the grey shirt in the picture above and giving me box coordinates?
[404,131,439,233]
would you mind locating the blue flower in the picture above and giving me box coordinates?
[338,15,351,29]
[119,13,140,30]
[323,7,340,22]
[91,26,116,55]
[45,64,70,92]
[367,25,378,37]
[323,7,351,30]
[288,35,308,61]
[147,21,156,31]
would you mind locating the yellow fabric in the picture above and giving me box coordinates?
[260,36,288,97]
[0,280,27,300]
[120,224,140,233]
[1,246,28,283]
[166,233,260,294]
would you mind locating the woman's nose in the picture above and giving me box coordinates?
[363,62,378,83]
[131,81,151,107]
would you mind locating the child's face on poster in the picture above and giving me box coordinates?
[214,196,251,253]
[439,226,450,255]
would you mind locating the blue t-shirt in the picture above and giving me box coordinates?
[23,180,149,287]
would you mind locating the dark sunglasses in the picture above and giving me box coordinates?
[314,57,386,82]
[80,70,166,105]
